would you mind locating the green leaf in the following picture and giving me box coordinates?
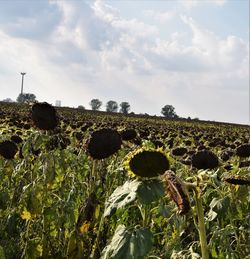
[137,179,165,205]
[0,246,6,259]
[102,225,131,259]
[67,231,84,259]
[26,238,42,259]
[104,180,141,217]
[131,228,153,257]
[33,133,47,150]
[211,246,218,258]
[101,225,153,259]
[0,191,9,210]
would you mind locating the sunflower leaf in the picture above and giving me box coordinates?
[101,225,153,259]
[137,179,165,205]
[104,180,141,217]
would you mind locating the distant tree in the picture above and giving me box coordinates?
[161,105,178,118]
[16,93,36,104]
[78,105,85,110]
[90,99,102,111]
[2,98,14,103]
[106,100,118,112]
[120,102,130,114]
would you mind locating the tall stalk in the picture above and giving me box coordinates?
[181,180,209,259]
[193,187,209,259]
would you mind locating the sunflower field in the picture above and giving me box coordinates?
[0,102,249,259]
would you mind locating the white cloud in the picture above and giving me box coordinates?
[213,0,227,6]
[0,0,248,124]
[0,1,61,39]
[181,0,227,9]
[143,10,176,23]
[179,15,248,76]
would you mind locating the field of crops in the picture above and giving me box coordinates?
[0,101,249,259]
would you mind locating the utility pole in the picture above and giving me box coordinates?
[20,72,26,95]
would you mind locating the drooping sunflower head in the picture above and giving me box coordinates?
[236,143,250,158]
[31,102,58,130]
[224,176,250,186]
[125,147,170,178]
[191,150,219,170]
[0,140,18,159]
[86,128,122,160]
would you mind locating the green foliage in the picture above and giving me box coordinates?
[77,105,85,110]
[106,100,118,113]
[101,225,153,259]
[137,179,165,205]
[16,93,36,104]
[104,180,141,217]
[0,246,5,259]
[161,104,178,118]
[90,98,102,111]
[119,102,130,114]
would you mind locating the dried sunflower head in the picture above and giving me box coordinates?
[124,147,169,178]
[86,128,122,160]
[31,102,58,130]
[224,176,250,186]
[162,170,191,215]
[120,129,137,141]
[10,135,23,144]
[171,147,187,156]
[0,140,18,159]
[191,150,219,170]
[236,144,250,158]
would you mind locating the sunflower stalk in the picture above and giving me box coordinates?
[90,215,104,259]
[138,204,151,228]
[194,187,209,259]
[89,160,98,195]
[185,180,209,259]
[163,171,209,259]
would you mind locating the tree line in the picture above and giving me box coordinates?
[86,99,131,115]
[86,99,178,118]
[2,93,180,119]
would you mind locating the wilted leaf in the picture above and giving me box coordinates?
[207,209,218,221]
[209,198,221,210]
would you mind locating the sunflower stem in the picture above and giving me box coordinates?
[90,215,104,258]
[89,160,97,194]
[193,187,209,259]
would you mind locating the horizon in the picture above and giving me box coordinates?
[0,0,249,124]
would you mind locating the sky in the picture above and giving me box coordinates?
[0,0,249,125]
